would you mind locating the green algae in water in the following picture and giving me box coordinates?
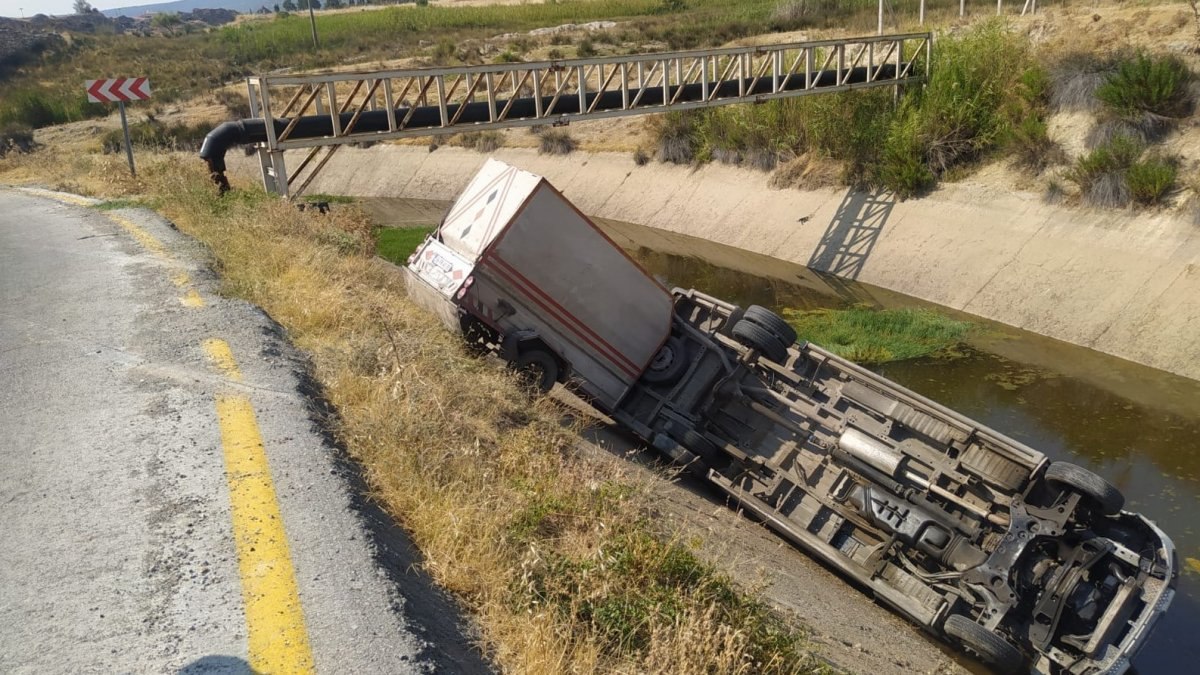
[782,305,971,364]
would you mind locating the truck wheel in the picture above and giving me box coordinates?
[944,614,1024,674]
[642,336,689,385]
[514,349,559,393]
[732,320,789,364]
[1045,461,1124,516]
[743,305,797,346]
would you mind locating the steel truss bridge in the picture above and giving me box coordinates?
[198,32,931,197]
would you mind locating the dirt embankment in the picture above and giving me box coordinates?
[231,144,1200,382]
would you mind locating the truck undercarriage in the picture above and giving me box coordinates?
[610,290,1176,674]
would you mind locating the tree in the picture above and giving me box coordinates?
[297,0,321,8]
[73,0,94,14]
[325,0,342,7]
[282,0,296,10]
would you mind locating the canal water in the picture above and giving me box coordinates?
[372,198,1200,671]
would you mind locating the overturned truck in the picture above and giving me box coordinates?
[406,160,1176,674]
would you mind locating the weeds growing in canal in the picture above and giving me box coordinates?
[376,226,435,264]
[0,148,825,675]
[782,305,971,364]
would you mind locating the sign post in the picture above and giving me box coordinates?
[86,77,152,178]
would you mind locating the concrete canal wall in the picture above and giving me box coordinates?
[230,145,1200,381]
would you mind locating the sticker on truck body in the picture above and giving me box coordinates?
[410,238,474,298]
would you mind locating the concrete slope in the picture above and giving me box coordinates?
[0,188,490,675]
[247,145,1200,381]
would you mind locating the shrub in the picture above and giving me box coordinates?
[537,128,576,155]
[647,111,698,164]
[1067,135,1143,207]
[1011,116,1065,173]
[912,21,1037,175]
[879,114,934,198]
[1095,52,1193,119]
[432,39,457,64]
[0,126,36,157]
[576,38,597,58]
[1049,52,1116,112]
[1126,155,1177,205]
[451,130,504,153]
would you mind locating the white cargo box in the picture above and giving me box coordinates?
[408,159,673,408]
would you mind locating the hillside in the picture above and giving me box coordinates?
[102,0,262,18]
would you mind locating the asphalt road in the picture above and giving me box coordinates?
[0,188,490,674]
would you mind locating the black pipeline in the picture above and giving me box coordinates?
[200,64,898,193]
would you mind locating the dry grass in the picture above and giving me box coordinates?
[0,148,823,675]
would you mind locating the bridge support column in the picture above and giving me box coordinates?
[258,148,290,198]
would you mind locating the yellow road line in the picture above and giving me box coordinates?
[207,340,314,674]
[203,338,244,382]
[108,214,170,260]
[105,214,204,307]
[181,289,206,308]
[15,187,98,207]
[22,189,206,307]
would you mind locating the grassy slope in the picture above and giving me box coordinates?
[783,306,971,364]
[1,148,824,675]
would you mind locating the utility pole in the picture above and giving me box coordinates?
[307,2,319,48]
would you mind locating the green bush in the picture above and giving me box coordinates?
[1095,52,1193,119]
[1010,116,1065,173]
[1126,155,1177,205]
[879,114,934,198]
[1067,135,1143,207]
[642,21,1047,196]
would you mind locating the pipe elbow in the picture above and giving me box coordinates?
[198,120,248,173]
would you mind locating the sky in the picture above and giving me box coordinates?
[0,0,127,18]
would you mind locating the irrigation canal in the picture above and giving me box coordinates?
[368,197,1200,672]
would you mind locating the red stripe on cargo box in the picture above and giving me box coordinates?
[484,255,642,379]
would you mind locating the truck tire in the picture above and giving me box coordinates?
[944,614,1024,674]
[743,305,797,346]
[642,336,690,385]
[1045,461,1124,516]
[732,320,789,364]
[514,349,559,393]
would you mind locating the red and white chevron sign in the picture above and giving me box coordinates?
[85,78,152,104]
